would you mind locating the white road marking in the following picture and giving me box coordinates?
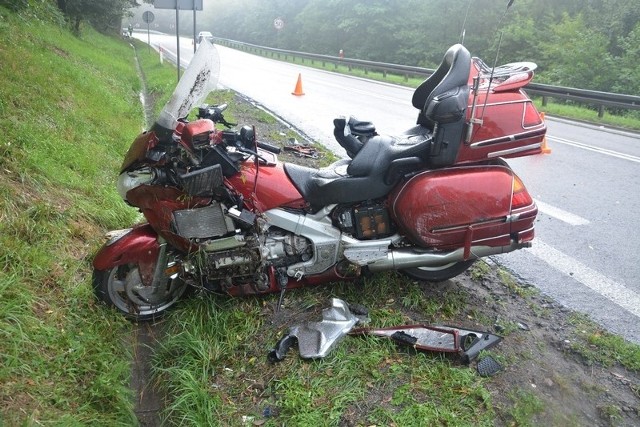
[529,240,640,318]
[534,199,590,226]
[547,135,640,163]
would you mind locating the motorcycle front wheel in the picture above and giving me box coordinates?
[400,260,475,282]
[93,260,189,322]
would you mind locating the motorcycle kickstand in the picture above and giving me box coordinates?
[276,268,288,313]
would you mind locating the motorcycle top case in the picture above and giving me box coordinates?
[456,61,547,164]
[389,164,535,250]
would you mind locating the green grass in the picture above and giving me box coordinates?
[503,389,545,427]
[533,97,640,130]
[0,6,144,424]
[151,277,495,426]
[567,313,640,372]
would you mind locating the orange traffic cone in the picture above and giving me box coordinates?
[539,111,551,154]
[291,73,305,96]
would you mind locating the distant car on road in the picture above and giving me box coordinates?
[197,31,213,44]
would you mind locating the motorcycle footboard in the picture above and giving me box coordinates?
[351,324,502,363]
[351,325,460,353]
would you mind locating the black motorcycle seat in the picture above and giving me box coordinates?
[284,134,430,207]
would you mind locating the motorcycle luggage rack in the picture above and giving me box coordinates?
[179,164,223,197]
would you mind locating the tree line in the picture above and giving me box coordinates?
[2,0,135,34]
[194,0,638,95]
[7,0,637,95]
[129,0,639,94]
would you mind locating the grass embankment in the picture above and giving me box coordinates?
[0,6,143,424]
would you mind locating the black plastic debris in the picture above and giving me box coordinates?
[477,356,503,377]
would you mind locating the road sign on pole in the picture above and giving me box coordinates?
[153,0,203,82]
[153,0,202,10]
[142,11,155,53]
[142,11,155,23]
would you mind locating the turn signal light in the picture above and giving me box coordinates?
[523,101,543,127]
[511,175,533,209]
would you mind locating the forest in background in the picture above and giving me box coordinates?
[129,0,639,95]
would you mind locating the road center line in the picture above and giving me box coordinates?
[547,135,640,163]
[533,199,590,226]
[529,240,640,318]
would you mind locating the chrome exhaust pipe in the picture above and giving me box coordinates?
[366,241,529,272]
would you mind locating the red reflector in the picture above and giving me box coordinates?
[523,101,543,127]
[511,175,533,209]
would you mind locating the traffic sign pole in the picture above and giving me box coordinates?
[142,11,155,53]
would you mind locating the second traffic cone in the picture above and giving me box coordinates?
[539,111,551,154]
[291,73,305,96]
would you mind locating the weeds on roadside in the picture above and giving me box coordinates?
[567,313,640,372]
[0,8,143,424]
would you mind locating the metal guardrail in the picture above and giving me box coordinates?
[214,38,640,117]
[216,38,434,79]
[525,83,639,116]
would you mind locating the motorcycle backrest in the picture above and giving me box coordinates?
[411,44,471,167]
[412,44,471,129]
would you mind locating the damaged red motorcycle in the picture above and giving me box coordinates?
[92,40,546,321]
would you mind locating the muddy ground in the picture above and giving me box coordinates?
[131,93,640,426]
[443,263,639,426]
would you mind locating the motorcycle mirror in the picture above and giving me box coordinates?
[239,125,255,147]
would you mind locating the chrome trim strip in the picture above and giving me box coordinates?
[470,129,546,148]
[488,143,542,158]
[431,218,507,234]
[467,99,528,108]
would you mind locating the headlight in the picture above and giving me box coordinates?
[117,168,155,201]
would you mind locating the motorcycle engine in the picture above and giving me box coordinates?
[199,229,311,282]
[173,201,312,291]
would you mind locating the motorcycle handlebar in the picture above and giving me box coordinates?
[256,141,281,154]
[221,129,281,154]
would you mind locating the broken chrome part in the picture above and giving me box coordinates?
[268,298,369,361]
[351,325,460,353]
[351,324,502,363]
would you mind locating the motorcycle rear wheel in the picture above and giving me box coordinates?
[93,261,189,322]
[400,260,475,282]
